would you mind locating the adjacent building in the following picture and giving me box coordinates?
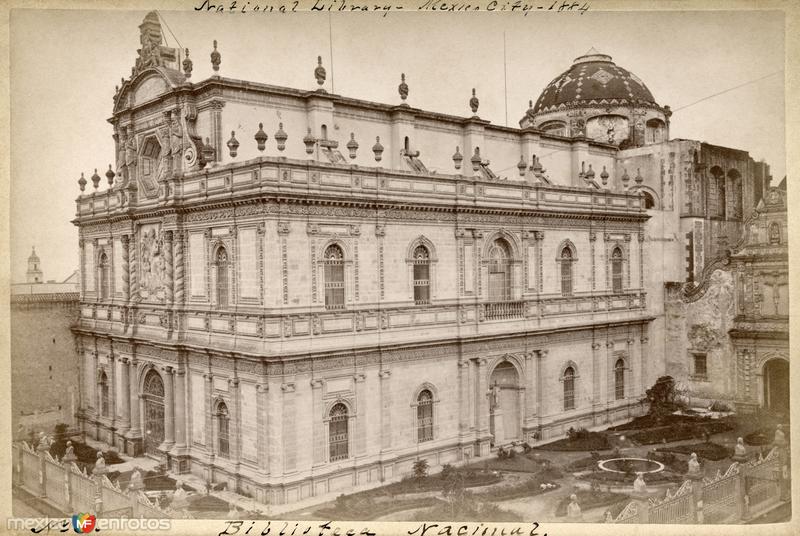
[69,13,783,504]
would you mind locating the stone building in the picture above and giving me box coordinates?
[11,252,80,432]
[71,13,779,504]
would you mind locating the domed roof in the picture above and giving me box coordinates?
[28,247,40,262]
[532,49,658,114]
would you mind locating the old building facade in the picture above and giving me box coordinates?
[71,13,781,504]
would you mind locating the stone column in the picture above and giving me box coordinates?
[164,231,174,304]
[281,382,296,472]
[476,358,489,436]
[354,373,367,456]
[592,342,602,411]
[174,368,187,450]
[121,235,130,302]
[628,338,638,400]
[108,351,117,432]
[129,229,139,302]
[117,358,131,435]
[204,373,214,455]
[174,230,185,305]
[640,333,650,399]
[458,361,471,437]
[604,342,614,407]
[379,371,392,452]
[256,384,269,473]
[229,378,240,463]
[536,350,546,424]
[311,379,325,465]
[92,351,99,414]
[163,367,175,448]
[128,358,141,437]
[523,352,536,429]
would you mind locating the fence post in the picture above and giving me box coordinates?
[64,467,72,512]
[13,445,22,486]
[734,471,745,521]
[94,477,104,515]
[692,479,704,524]
[37,451,47,498]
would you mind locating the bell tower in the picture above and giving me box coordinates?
[26,247,43,284]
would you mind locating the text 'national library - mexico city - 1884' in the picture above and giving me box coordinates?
[72,12,785,504]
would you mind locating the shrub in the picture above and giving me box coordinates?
[413,459,429,480]
[522,442,532,454]
[440,464,455,480]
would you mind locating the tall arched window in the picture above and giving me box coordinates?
[643,191,655,209]
[614,359,625,400]
[98,252,110,300]
[98,371,110,417]
[329,403,349,461]
[413,246,431,305]
[488,239,511,301]
[709,167,726,218]
[563,366,575,410]
[215,247,229,308]
[417,390,434,443]
[324,244,345,309]
[216,401,230,458]
[560,247,573,297]
[611,247,623,294]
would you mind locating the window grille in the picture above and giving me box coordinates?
[612,247,623,294]
[217,402,230,458]
[488,239,511,301]
[614,359,625,400]
[324,245,345,310]
[329,403,349,461]
[413,246,431,305]
[216,247,229,308]
[560,247,573,297]
[417,390,434,442]
[563,367,575,410]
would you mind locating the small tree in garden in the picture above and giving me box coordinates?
[413,459,429,482]
[644,376,686,422]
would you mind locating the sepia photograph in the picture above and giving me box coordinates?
[3,1,795,534]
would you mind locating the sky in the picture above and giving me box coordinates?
[9,7,786,283]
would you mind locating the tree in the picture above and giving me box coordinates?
[644,376,686,421]
[413,459,429,481]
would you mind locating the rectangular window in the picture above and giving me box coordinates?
[693,353,708,379]
[413,262,430,305]
[324,262,345,310]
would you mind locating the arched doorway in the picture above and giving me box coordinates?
[142,369,165,455]
[489,361,521,445]
[763,359,789,415]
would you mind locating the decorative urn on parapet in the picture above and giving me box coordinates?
[687,452,703,480]
[303,128,316,155]
[105,165,115,187]
[372,136,384,162]
[346,133,359,160]
[314,56,326,88]
[62,441,77,463]
[92,452,107,477]
[732,437,748,462]
[254,123,268,152]
[452,147,463,170]
[274,123,288,152]
[227,131,239,157]
[182,49,193,78]
[469,88,479,115]
[210,40,221,72]
[398,73,409,102]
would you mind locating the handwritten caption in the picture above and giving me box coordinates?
[218,520,547,536]
[194,0,590,16]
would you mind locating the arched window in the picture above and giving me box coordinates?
[643,191,655,209]
[709,167,726,218]
[769,222,781,245]
[614,359,625,400]
[412,246,431,305]
[98,252,110,300]
[321,124,328,140]
[324,244,345,309]
[560,247,573,297]
[417,390,434,443]
[488,239,511,301]
[216,401,230,458]
[611,247,623,294]
[215,247,229,308]
[98,371,110,417]
[563,366,576,410]
[329,403,349,461]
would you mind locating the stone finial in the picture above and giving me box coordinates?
[398,73,409,102]
[470,88,479,115]
[91,169,101,189]
[200,137,215,164]
[372,136,384,162]
[452,146,463,170]
[105,164,115,186]
[254,123,268,151]
[346,133,359,159]
[210,40,221,72]
[303,128,316,155]
[532,154,543,173]
[663,105,673,120]
[470,147,482,172]
[182,48,193,78]
[274,123,288,151]
[635,167,643,184]
[586,163,595,181]
[227,131,239,157]
[314,56,326,87]
[578,161,586,182]
[621,167,630,187]
[78,172,87,192]
[600,165,609,186]
[528,99,534,111]
[517,155,527,176]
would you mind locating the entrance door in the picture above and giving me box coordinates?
[763,359,789,414]
[489,361,521,444]
[142,370,165,455]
